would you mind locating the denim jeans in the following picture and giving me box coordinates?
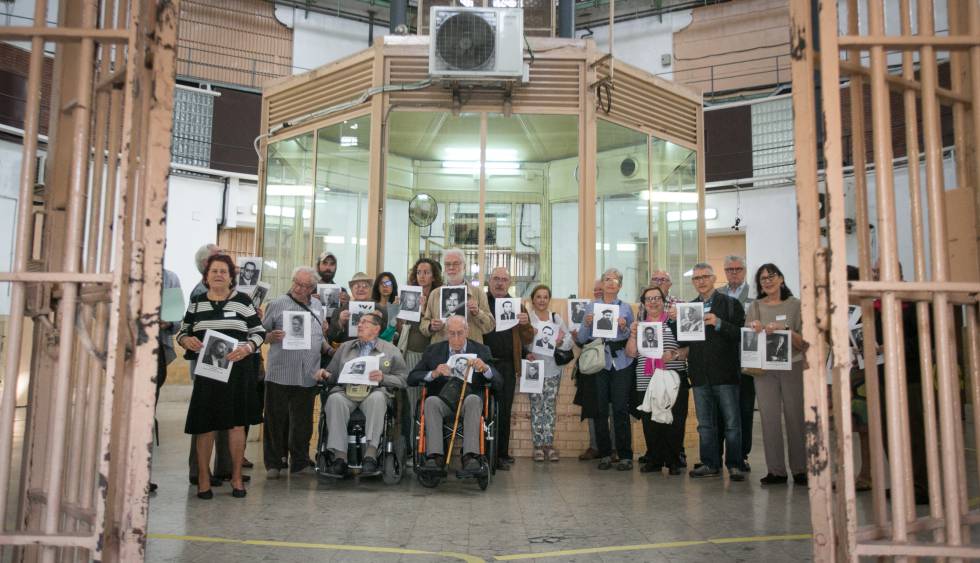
[692,384,741,470]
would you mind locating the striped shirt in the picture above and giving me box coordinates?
[177,291,265,359]
[262,294,325,387]
[634,322,686,392]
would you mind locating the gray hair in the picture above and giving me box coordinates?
[359,311,384,328]
[444,248,466,266]
[601,267,623,286]
[692,262,714,273]
[723,255,745,266]
[292,266,318,282]
[194,243,219,273]
[446,315,469,331]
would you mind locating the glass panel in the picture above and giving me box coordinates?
[650,137,698,301]
[595,119,649,303]
[262,132,314,297]
[384,112,482,280]
[314,115,372,286]
[486,114,579,298]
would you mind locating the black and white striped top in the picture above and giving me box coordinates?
[634,322,686,393]
[177,291,265,359]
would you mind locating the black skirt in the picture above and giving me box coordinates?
[184,359,262,435]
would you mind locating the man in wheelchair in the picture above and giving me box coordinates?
[317,313,407,477]
[408,316,500,479]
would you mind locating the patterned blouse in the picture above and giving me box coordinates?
[177,290,265,359]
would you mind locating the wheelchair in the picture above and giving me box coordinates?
[412,386,497,490]
[313,385,405,485]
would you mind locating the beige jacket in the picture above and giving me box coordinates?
[420,283,495,344]
[324,338,408,397]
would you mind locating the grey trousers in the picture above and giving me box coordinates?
[755,362,806,476]
[424,394,482,457]
[189,431,231,478]
[325,390,387,459]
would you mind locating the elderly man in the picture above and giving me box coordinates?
[680,263,746,481]
[319,313,407,477]
[482,267,529,469]
[722,255,754,472]
[327,272,389,346]
[420,249,494,343]
[409,316,500,478]
[261,267,330,479]
[649,269,680,306]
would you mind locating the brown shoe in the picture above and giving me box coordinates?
[578,448,599,461]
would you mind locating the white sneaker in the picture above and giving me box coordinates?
[266,468,280,480]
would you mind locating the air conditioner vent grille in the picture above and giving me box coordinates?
[435,12,496,71]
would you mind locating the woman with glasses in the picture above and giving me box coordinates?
[744,263,806,486]
[626,286,689,474]
[371,272,400,338]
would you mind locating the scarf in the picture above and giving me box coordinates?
[643,311,669,376]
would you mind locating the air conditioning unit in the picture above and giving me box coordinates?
[429,7,524,80]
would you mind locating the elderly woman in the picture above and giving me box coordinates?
[744,263,806,486]
[575,268,636,470]
[625,286,689,475]
[522,284,574,462]
[177,254,265,499]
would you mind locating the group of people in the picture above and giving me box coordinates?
[165,244,809,500]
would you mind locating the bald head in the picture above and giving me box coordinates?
[446,315,469,350]
[489,267,511,298]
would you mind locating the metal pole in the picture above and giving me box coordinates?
[389,0,407,33]
[558,0,575,38]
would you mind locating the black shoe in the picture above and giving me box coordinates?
[689,465,720,478]
[189,476,223,487]
[495,460,511,471]
[667,465,682,475]
[196,489,213,500]
[693,462,704,470]
[793,473,808,485]
[422,455,444,473]
[231,487,247,498]
[361,457,379,476]
[242,458,254,469]
[456,454,485,479]
[148,482,158,493]
[760,473,788,485]
[640,463,662,473]
[597,456,613,470]
[638,453,651,464]
[741,461,751,472]
[499,455,516,464]
[324,458,347,478]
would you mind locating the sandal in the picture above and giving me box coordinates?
[533,449,546,462]
[548,448,560,462]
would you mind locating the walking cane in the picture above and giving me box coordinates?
[444,366,471,468]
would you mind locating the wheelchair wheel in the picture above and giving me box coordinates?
[477,473,489,490]
[383,452,402,485]
[416,470,440,488]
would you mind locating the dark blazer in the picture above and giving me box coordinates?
[407,339,501,395]
[682,291,745,387]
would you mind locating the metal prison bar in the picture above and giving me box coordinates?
[791,0,980,561]
[0,1,179,561]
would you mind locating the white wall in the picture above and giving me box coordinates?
[0,139,31,315]
[588,11,693,78]
[274,6,373,74]
[164,175,225,304]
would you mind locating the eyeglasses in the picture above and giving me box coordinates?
[759,274,780,283]
[692,275,713,283]
[643,296,663,303]
[381,279,393,287]
[650,277,669,283]
[724,267,744,273]
[292,280,315,289]
[490,277,509,283]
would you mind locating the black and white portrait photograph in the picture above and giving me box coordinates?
[637,322,663,359]
[338,355,380,386]
[676,302,705,341]
[592,303,619,339]
[568,299,588,329]
[193,329,236,383]
[447,353,477,383]
[740,327,762,368]
[532,322,558,358]
[396,285,423,323]
[494,297,521,332]
[440,286,467,320]
[348,301,375,337]
[236,256,262,289]
[250,282,271,309]
[282,310,311,350]
[519,359,545,394]
[763,330,792,371]
[317,284,342,317]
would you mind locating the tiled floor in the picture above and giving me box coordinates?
[143,386,936,563]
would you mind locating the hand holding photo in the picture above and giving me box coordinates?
[676,302,705,341]
[494,297,521,332]
[568,299,588,329]
[637,322,663,359]
[396,286,423,322]
[440,286,467,321]
[532,322,558,357]
[592,303,619,339]
[348,301,375,337]
[740,327,762,369]
[763,330,792,371]
[193,329,237,383]
[282,310,311,350]
[447,353,477,383]
[337,355,381,386]
[519,359,545,394]
[236,256,263,289]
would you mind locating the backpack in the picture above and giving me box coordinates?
[577,337,606,374]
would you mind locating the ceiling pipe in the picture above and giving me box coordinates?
[558,0,575,37]
[389,0,407,33]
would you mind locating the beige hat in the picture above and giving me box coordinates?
[349,272,373,286]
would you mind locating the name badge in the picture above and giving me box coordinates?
[776,314,787,321]
[224,311,236,318]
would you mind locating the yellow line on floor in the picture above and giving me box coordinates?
[148,533,484,563]
[149,531,812,561]
[493,534,813,560]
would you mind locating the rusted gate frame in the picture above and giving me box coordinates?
[792,0,980,561]
[0,1,178,561]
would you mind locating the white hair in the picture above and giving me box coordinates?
[444,248,466,266]
[602,267,623,286]
[292,266,317,281]
[194,243,219,273]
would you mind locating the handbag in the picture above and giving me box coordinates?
[554,347,574,366]
[577,337,606,375]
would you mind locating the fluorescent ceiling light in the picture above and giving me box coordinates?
[340,136,358,147]
[443,147,519,162]
[616,243,637,252]
[267,184,314,197]
[665,208,718,222]
[323,235,345,244]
